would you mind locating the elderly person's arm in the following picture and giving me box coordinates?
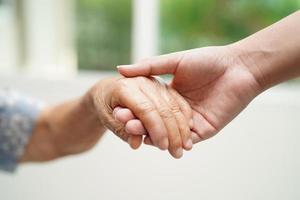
[20,97,106,162]
[0,90,43,171]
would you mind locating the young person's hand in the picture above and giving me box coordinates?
[117,11,300,144]
[117,46,261,143]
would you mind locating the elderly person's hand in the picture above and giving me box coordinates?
[21,76,193,162]
[88,76,193,158]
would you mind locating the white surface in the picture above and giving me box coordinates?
[0,73,300,200]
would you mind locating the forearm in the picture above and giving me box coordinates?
[21,95,106,162]
[231,10,300,90]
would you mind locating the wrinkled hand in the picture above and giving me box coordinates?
[117,46,262,144]
[89,76,193,158]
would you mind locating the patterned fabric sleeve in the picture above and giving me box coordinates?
[0,90,44,172]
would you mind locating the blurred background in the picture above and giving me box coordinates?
[0,0,300,200]
[0,0,299,74]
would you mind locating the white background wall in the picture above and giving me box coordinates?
[0,74,299,200]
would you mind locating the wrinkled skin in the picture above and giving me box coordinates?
[90,76,194,158]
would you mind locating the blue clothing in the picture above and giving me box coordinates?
[0,90,43,172]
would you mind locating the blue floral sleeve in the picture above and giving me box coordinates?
[0,90,44,172]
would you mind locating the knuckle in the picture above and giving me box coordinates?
[133,101,156,117]
[170,103,181,114]
[177,119,190,135]
[169,89,193,117]
[105,118,127,140]
[158,107,174,119]
[114,126,128,142]
[182,127,191,139]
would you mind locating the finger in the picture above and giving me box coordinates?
[144,135,154,146]
[113,107,136,123]
[171,111,192,151]
[140,83,183,159]
[191,110,218,143]
[168,88,194,129]
[117,52,185,77]
[115,86,169,150]
[161,87,192,152]
[125,119,147,135]
[113,107,147,135]
[128,135,143,150]
[112,106,122,115]
[191,131,203,144]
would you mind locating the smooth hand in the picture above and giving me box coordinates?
[117,46,263,143]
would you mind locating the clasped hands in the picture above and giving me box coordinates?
[90,45,261,158]
[22,12,300,162]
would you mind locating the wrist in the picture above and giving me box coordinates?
[227,42,272,92]
[21,108,61,162]
[21,96,104,163]
[81,90,100,121]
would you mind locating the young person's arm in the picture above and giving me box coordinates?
[230,10,300,90]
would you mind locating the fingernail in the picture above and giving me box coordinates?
[175,147,183,158]
[113,107,121,120]
[117,65,130,69]
[158,138,169,150]
[185,139,193,150]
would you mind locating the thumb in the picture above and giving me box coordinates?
[117,51,185,77]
